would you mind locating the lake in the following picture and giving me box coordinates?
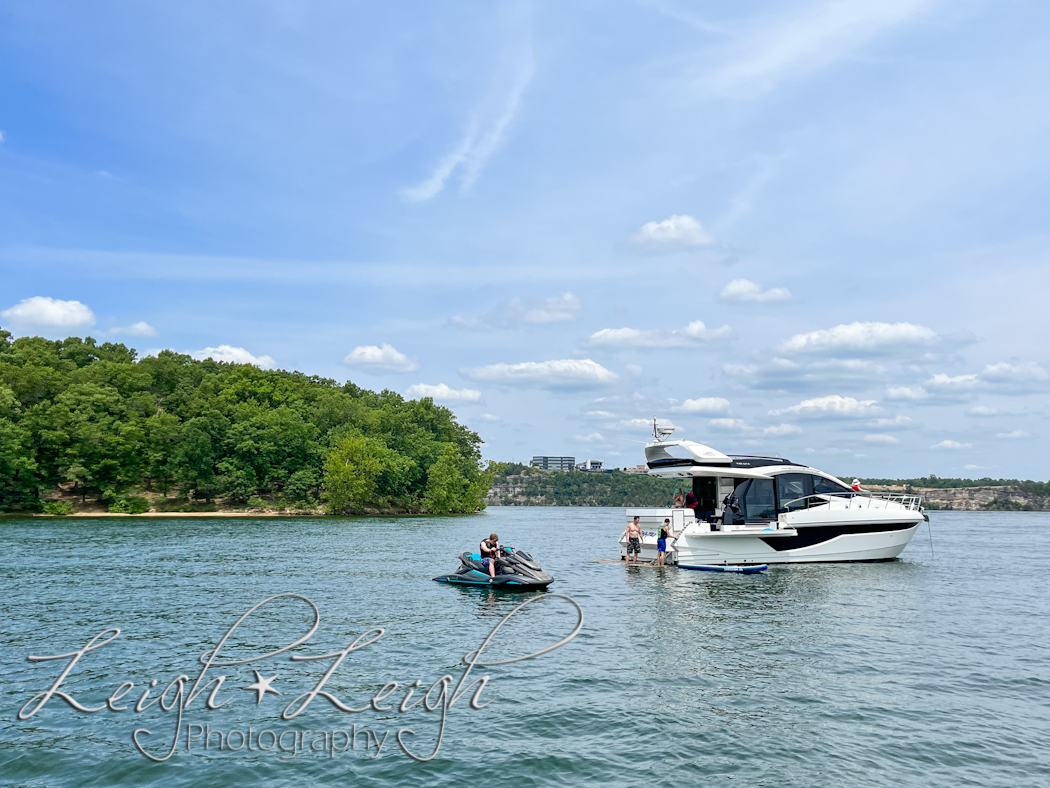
[1,508,1048,787]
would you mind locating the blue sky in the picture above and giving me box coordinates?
[2,0,1048,479]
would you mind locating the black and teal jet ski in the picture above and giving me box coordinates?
[433,547,553,590]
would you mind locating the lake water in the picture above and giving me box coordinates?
[1,508,1048,787]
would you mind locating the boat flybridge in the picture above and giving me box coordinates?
[619,420,927,567]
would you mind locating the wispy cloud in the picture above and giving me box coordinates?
[589,320,732,348]
[402,44,534,201]
[404,383,481,403]
[720,279,791,303]
[461,358,616,389]
[702,0,934,98]
[769,394,882,419]
[110,321,156,338]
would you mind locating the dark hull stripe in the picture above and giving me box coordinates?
[759,522,917,552]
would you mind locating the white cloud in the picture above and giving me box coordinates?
[477,413,501,422]
[193,345,275,369]
[404,383,481,403]
[343,343,419,373]
[885,386,928,400]
[764,423,802,436]
[926,372,979,390]
[1,296,95,329]
[780,322,937,355]
[769,395,881,419]
[674,396,731,415]
[708,418,750,432]
[867,416,915,430]
[629,215,714,251]
[451,292,582,330]
[625,363,643,376]
[586,410,617,419]
[967,406,998,417]
[461,358,617,388]
[574,432,606,443]
[724,357,882,392]
[719,279,791,303]
[0,130,4,143]
[589,320,732,348]
[997,430,1031,439]
[981,361,1048,383]
[402,48,534,201]
[111,321,156,338]
[932,440,972,450]
[963,464,981,470]
[864,434,900,445]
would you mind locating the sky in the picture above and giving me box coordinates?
[1,0,1048,480]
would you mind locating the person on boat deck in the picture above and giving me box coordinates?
[656,518,671,567]
[685,490,698,514]
[851,479,862,492]
[625,516,642,565]
[672,489,685,508]
[479,532,500,578]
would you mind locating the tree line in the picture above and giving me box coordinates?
[0,329,491,514]
[488,463,681,506]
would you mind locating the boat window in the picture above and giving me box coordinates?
[810,475,852,495]
[741,479,776,521]
[776,473,811,512]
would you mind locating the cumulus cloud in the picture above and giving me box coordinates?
[885,386,928,400]
[461,358,616,388]
[864,434,900,444]
[404,383,481,403]
[981,361,1048,383]
[764,423,803,436]
[720,279,791,303]
[769,395,881,419]
[589,320,732,348]
[967,406,998,417]
[997,430,1030,439]
[111,321,156,338]
[673,396,731,414]
[343,343,419,373]
[708,418,750,432]
[926,373,979,390]
[629,215,714,251]
[574,432,606,443]
[932,439,972,450]
[193,345,275,369]
[1,296,95,329]
[779,321,937,355]
[451,292,582,330]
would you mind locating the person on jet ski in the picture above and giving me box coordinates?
[480,532,500,578]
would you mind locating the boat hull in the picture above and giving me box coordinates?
[674,522,921,565]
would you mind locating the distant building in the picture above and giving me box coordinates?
[623,464,649,475]
[530,456,575,471]
[576,459,604,471]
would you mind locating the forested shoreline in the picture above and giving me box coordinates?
[0,329,492,515]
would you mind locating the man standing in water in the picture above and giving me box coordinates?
[625,516,642,565]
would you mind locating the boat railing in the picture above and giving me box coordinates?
[783,492,923,512]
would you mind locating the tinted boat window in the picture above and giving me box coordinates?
[743,479,776,521]
[811,475,852,495]
[776,473,810,512]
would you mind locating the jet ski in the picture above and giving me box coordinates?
[433,547,553,590]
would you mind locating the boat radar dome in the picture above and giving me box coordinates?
[652,418,676,441]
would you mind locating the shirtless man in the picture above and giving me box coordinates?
[625,516,642,565]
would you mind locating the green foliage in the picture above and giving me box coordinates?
[859,475,1050,496]
[984,498,1036,511]
[108,495,151,514]
[0,329,489,515]
[491,467,680,506]
[43,501,75,515]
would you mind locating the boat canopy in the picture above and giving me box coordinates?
[645,440,731,468]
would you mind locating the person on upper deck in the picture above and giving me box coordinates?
[673,489,685,508]
[852,479,862,492]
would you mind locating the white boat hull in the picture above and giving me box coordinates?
[673,523,921,565]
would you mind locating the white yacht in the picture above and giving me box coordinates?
[619,421,927,567]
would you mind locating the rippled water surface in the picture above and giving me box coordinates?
[1,509,1048,787]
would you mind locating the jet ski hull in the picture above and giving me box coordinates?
[433,549,553,591]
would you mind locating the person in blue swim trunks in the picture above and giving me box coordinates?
[656,518,671,567]
[479,533,500,578]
